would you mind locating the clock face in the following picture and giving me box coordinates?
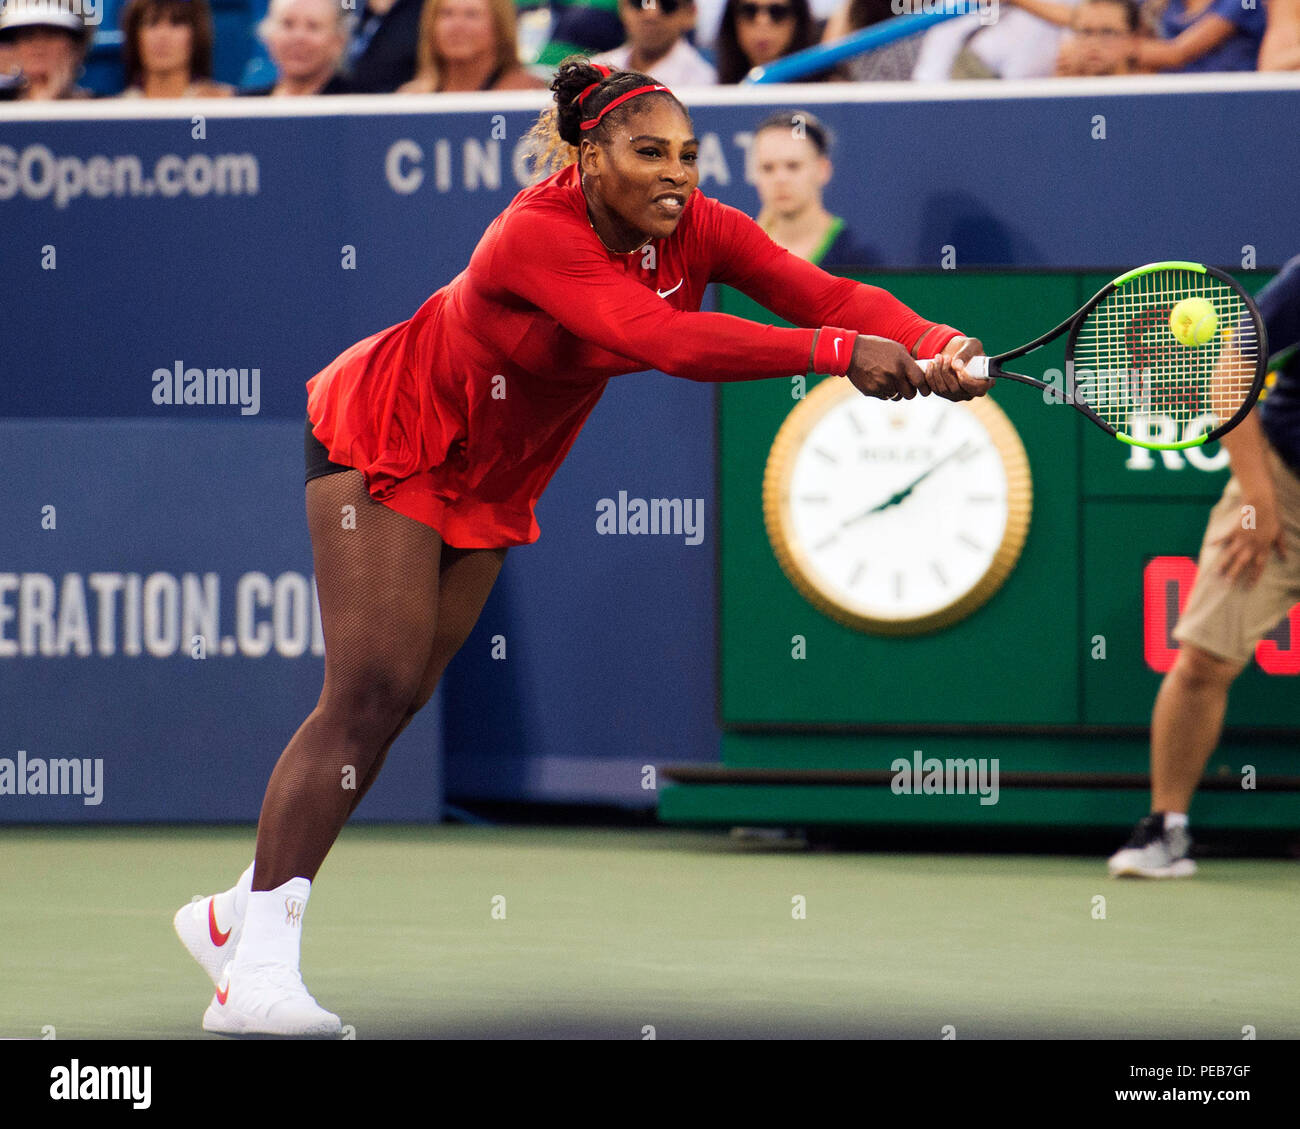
[764,380,1032,635]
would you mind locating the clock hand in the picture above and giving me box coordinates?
[886,442,977,502]
[841,442,975,527]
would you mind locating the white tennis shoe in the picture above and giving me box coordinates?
[173,894,243,986]
[202,961,342,1038]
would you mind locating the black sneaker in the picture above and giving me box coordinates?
[1108,813,1196,878]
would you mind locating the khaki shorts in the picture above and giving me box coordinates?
[1173,445,1300,666]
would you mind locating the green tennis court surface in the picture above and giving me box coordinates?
[2,826,1296,1039]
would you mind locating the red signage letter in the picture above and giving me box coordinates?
[1143,556,1199,673]
[1256,604,1300,675]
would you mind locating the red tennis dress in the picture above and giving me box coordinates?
[305,163,961,548]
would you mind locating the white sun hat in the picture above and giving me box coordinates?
[0,0,90,42]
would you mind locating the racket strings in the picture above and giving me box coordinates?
[1071,268,1259,441]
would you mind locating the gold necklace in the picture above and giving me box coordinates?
[588,214,651,256]
[581,177,651,255]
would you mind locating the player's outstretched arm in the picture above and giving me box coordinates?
[704,198,963,361]
[490,206,842,383]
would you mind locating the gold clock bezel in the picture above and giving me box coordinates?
[762,378,1033,637]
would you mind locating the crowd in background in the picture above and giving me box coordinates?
[1,0,1298,101]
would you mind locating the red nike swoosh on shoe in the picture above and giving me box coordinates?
[208,899,231,946]
[215,980,230,1006]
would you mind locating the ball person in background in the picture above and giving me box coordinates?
[751,110,870,268]
[1109,256,1300,878]
[174,58,989,1037]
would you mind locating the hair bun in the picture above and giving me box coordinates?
[538,56,681,155]
[552,57,617,145]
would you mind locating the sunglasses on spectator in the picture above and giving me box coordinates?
[627,0,687,13]
[737,2,794,22]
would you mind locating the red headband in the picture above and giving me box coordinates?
[580,83,670,131]
[576,64,613,107]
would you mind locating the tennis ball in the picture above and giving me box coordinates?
[1169,297,1218,347]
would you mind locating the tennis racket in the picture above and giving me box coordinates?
[919,261,1268,451]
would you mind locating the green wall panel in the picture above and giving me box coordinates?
[719,273,1081,726]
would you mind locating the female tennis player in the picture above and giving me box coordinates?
[174,58,991,1037]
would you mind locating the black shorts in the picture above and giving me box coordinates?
[304,417,353,484]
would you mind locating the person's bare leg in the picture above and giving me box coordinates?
[1149,643,1245,815]
[251,472,443,891]
[345,543,508,816]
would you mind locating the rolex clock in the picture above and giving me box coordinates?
[763,378,1033,636]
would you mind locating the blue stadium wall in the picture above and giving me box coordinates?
[2,77,1298,821]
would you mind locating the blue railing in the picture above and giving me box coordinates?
[745,10,967,83]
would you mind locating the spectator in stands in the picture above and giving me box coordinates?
[589,0,716,85]
[912,9,1069,80]
[1,35,20,93]
[715,0,818,83]
[119,0,235,98]
[1052,0,1143,75]
[751,110,871,268]
[821,0,922,81]
[245,0,353,95]
[398,0,545,91]
[535,0,624,68]
[1009,0,1264,72]
[1141,0,1265,70]
[1260,0,1300,69]
[698,0,835,49]
[0,0,93,99]
[344,0,423,92]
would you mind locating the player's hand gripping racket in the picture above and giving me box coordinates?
[920,261,1268,450]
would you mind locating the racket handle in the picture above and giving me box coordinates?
[917,355,992,380]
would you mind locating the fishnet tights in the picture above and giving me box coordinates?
[251,470,506,890]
